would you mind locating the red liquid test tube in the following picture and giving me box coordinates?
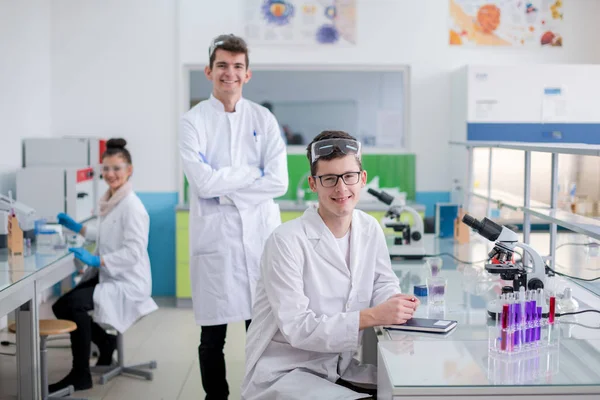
[501,304,509,351]
[549,296,556,324]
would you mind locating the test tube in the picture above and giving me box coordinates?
[537,305,543,341]
[536,288,544,341]
[501,303,509,352]
[519,287,526,346]
[513,293,521,350]
[549,296,556,324]
[527,292,536,346]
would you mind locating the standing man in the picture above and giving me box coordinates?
[178,34,289,399]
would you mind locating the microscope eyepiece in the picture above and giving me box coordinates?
[461,213,503,242]
[367,188,394,205]
[462,214,482,231]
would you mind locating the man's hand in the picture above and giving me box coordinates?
[390,293,421,308]
[359,293,420,329]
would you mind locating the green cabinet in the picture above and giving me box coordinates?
[281,211,304,223]
[176,211,191,300]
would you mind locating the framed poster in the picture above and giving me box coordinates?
[449,0,563,47]
[244,0,356,46]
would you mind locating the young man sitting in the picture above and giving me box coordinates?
[241,131,419,399]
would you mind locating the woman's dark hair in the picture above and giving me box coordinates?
[103,138,132,164]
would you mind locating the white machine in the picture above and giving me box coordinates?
[0,194,38,245]
[367,188,426,259]
[22,137,107,168]
[461,213,549,318]
[22,137,109,213]
[16,167,95,224]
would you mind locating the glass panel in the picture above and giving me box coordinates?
[0,246,71,293]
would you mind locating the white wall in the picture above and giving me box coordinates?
[0,1,52,195]
[180,0,600,192]
[50,0,178,192]
[3,0,600,196]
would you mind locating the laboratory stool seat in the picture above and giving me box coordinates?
[9,320,87,400]
[90,325,157,384]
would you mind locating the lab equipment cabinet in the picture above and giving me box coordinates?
[16,167,96,223]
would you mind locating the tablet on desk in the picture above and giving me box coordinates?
[383,318,458,333]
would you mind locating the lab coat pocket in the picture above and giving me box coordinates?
[244,135,262,168]
[190,213,225,256]
[190,253,231,312]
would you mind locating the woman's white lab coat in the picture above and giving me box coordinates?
[82,192,158,333]
[241,206,401,400]
[178,95,288,326]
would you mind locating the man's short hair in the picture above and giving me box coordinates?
[306,130,362,176]
[208,34,250,69]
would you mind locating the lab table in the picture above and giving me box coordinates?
[0,246,75,400]
[369,233,600,399]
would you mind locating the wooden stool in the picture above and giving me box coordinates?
[9,320,87,400]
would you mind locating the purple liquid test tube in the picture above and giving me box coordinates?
[525,300,534,344]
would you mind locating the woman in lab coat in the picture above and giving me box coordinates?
[49,138,158,393]
[241,131,420,400]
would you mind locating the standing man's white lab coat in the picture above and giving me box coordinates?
[82,192,158,333]
[179,95,288,326]
[241,206,401,399]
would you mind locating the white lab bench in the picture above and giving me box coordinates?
[367,233,600,399]
[1,246,76,400]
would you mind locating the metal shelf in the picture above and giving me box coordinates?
[451,139,600,270]
[471,188,549,211]
[524,207,600,240]
[450,140,600,157]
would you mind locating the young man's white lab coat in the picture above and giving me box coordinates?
[179,95,288,326]
[242,206,401,399]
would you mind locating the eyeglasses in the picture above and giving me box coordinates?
[102,164,129,173]
[314,171,361,188]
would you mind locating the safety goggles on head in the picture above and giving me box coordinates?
[310,138,361,163]
[208,34,235,58]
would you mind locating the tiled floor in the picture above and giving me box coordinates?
[0,298,248,400]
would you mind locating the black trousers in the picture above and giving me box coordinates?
[52,275,112,373]
[335,378,377,399]
[198,319,251,400]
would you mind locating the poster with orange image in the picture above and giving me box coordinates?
[449,0,563,47]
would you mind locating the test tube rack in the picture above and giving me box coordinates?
[487,344,560,385]
[488,288,559,355]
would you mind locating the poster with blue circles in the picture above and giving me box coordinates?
[244,0,356,46]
